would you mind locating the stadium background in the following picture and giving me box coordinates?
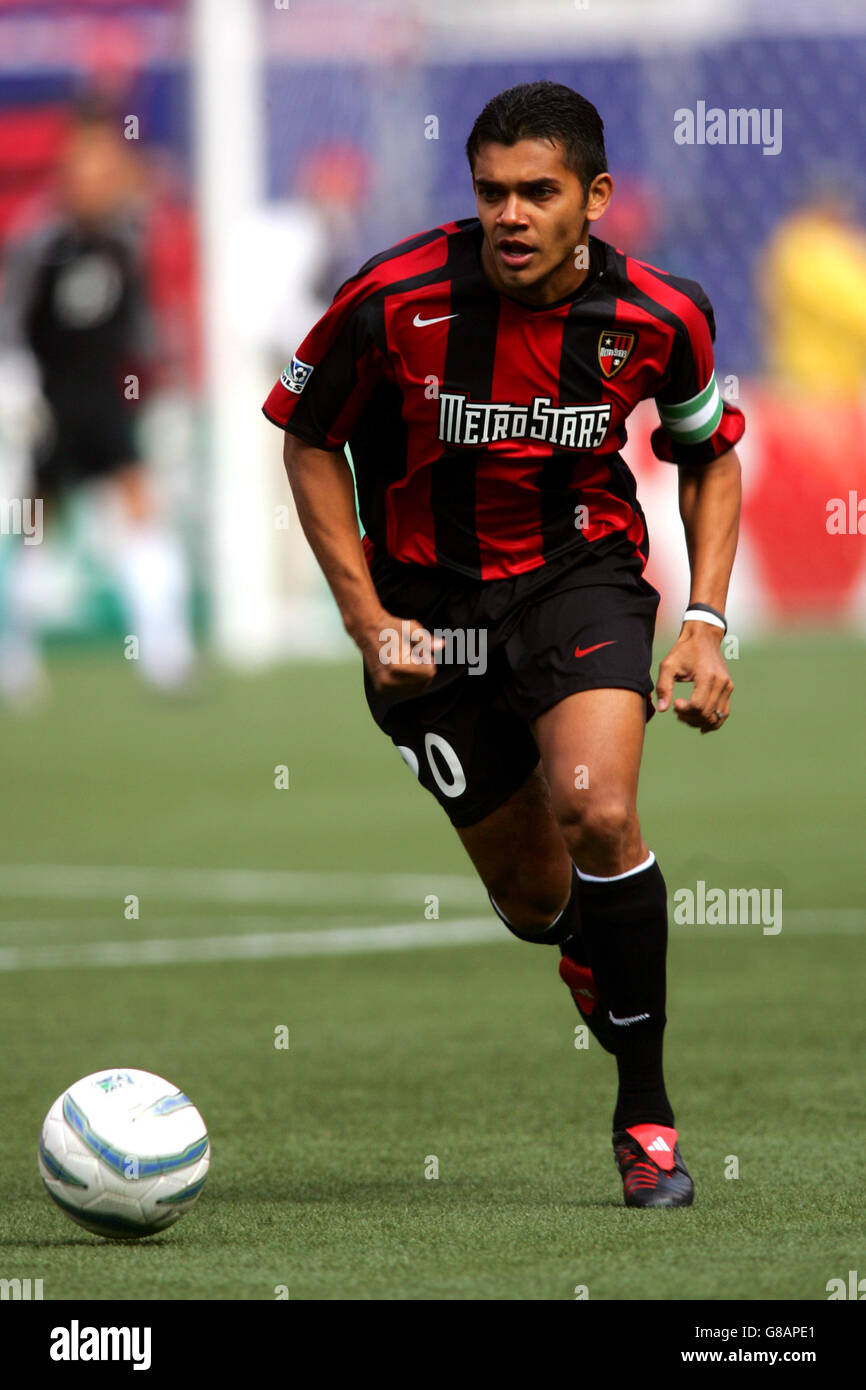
[2,0,865,646]
[0,0,863,1303]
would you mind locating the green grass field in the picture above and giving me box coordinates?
[0,633,862,1300]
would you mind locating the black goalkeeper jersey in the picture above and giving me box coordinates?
[263,218,745,582]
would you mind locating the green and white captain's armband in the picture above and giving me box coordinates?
[657,373,723,447]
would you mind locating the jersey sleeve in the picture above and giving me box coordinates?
[261,274,385,451]
[651,284,745,465]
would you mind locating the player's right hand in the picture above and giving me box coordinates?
[358,612,445,698]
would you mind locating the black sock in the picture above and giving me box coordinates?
[556,865,590,965]
[575,855,675,1132]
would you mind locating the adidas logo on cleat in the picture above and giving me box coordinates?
[647,1137,671,1154]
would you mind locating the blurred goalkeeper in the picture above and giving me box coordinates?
[0,99,194,701]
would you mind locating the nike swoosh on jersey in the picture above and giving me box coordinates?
[574,640,617,659]
[412,312,459,327]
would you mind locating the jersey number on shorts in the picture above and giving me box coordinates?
[397,733,466,798]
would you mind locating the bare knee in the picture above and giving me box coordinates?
[555,797,642,876]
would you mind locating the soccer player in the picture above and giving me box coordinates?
[263,82,744,1208]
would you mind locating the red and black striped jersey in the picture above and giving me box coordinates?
[262,218,745,582]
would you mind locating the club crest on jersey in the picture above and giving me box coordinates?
[598,331,636,379]
[280,355,314,395]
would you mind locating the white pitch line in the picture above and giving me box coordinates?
[0,914,410,938]
[0,909,861,973]
[0,918,506,972]
[0,909,862,942]
[0,868,862,936]
[0,864,487,906]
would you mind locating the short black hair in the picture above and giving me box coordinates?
[466,81,607,197]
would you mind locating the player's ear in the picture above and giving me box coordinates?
[584,172,613,223]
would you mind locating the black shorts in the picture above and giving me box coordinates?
[34,392,140,495]
[363,544,660,829]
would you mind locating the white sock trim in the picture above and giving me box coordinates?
[576,850,656,884]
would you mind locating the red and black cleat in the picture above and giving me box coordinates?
[558,954,618,1054]
[612,1124,695,1208]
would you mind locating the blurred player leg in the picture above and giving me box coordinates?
[110,463,196,692]
[0,532,49,706]
[0,366,50,707]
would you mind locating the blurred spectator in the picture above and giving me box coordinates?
[0,96,195,704]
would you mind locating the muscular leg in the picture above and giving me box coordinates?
[442,685,685,1197]
[454,686,650,930]
[532,687,674,1131]
[455,688,650,916]
[531,687,648,876]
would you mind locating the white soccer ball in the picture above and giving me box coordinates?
[38,1068,210,1239]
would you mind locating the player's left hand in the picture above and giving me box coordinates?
[656,624,733,734]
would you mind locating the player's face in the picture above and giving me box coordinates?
[472,138,610,304]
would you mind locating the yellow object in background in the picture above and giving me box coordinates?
[760,209,866,400]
